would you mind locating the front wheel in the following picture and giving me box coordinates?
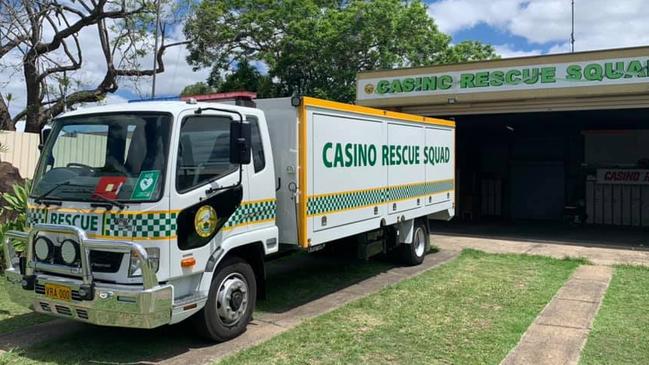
[400,220,429,266]
[192,256,256,342]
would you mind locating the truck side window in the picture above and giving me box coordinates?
[176,115,236,192]
[248,116,266,173]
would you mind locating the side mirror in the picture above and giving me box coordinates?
[229,122,251,165]
[39,126,52,151]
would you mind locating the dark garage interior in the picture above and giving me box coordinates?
[434,108,649,248]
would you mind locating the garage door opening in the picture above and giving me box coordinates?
[439,108,649,248]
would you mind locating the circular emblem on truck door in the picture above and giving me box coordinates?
[194,205,218,238]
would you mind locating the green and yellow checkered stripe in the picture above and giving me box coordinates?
[387,180,455,201]
[103,212,178,239]
[307,188,386,216]
[224,199,277,230]
[27,208,48,226]
[307,180,453,216]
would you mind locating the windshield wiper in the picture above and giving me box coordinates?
[34,180,71,204]
[89,193,125,210]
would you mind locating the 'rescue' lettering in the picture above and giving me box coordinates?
[323,142,450,168]
[49,213,99,231]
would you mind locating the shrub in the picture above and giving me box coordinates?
[0,181,31,270]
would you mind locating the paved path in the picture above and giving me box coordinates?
[159,249,459,365]
[501,265,613,365]
[432,234,649,266]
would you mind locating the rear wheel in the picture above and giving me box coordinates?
[400,220,429,266]
[192,256,256,342]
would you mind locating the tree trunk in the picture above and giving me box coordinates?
[0,94,14,131]
[23,55,44,133]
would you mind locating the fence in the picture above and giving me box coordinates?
[586,179,649,227]
[0,130,112,180]
[0,131,40,179]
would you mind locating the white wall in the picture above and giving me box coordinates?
[0,131,40,179]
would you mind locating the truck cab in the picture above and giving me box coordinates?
[4,100,277,341]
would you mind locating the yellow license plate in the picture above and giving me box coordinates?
[44,284,72,301]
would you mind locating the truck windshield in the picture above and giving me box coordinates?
[31,112,172,203]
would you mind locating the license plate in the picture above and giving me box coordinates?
[44,284,72,301]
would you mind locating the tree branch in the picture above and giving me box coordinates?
[114,40,190,76]
[30,0,146,57]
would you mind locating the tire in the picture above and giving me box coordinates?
[192,256,256,342]
[400,220,429,266]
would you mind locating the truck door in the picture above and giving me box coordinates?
[169,110,250,279]
[240,114,277,234]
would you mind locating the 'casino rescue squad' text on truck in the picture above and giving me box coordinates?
[3,96,455,341]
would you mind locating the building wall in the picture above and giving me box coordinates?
[0,131,108,179]
[0,131,40,179]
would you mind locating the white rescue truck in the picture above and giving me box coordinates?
[3,96,455,341]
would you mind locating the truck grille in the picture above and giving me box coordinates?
[55,305,72,316]
[89,251,123,273]
[39,302,51,312]
[76,309,89,319]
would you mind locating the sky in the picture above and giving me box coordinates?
[3,0,649,128]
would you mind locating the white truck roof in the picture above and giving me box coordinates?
[56,101,262,119]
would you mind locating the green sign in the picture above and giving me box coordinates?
[131,170,161,200]
[359,57,649,99]
[322,142,450,168]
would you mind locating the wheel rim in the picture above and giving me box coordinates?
[216,272,249,326]
[413,226,426,257]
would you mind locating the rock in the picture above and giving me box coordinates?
[0,161,24,201]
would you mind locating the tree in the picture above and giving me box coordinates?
[180,82,216,97]
[208,60,275,98]
[184,0,498,102]
[0,0,191,132]
[183,60,276,98]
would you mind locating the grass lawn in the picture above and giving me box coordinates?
[257,251,394,314]
[0,278,51,335]
[218,250,583,365]
[0,252,394,365]
[580,265,649,365]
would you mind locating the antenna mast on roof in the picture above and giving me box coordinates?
[570,0,575,53]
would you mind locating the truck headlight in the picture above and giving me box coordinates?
[128,247,160,277]
[60,239,80,265]
[34,237,53,261]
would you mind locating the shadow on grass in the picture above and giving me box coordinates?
[0,246,401,364]
[257,247,396,313]
[0,312,51,336]
[2,321,212,365]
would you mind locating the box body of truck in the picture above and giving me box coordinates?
[258,97,455,249]
[2,96,454,342]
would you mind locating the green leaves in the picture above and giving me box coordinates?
[0,180,31,264]
[180,82,216,97]
[2,182,29,212]
[184,0,498,102]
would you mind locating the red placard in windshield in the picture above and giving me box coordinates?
[94,176,127,200]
